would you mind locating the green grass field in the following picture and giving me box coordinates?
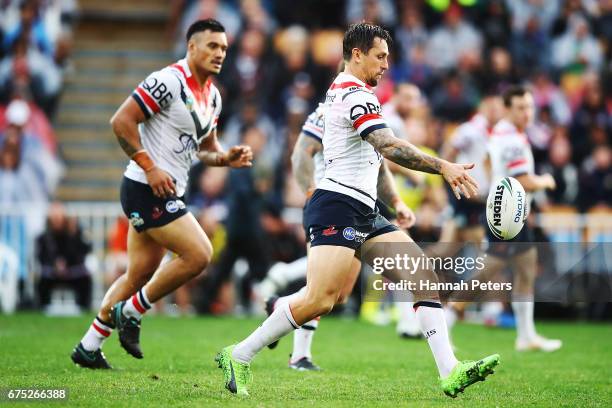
[1,314,610,407]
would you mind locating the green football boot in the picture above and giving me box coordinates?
[215,345,252,396]
[441,354,500,398]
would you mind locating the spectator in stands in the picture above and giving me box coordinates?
[0,30,62,117]
[479,0,511,48]
[395,4,428,68]
[530,71,572,126]
[346,0,397,27]
[201,125,271,314]
[507,0,558,74]
[541,134,579,205]
[569,78,609,165]
[0,99,63,206]
[425,4,482,72]
[477,46,518,94]
[36,201,93,311]
[578,145,612,211]
[2,0,54,57]
[219,28,270,117]
[552,14,603,74]
[430,69,479,123]
[239,0,277,34]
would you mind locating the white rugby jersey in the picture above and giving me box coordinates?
[488,118,535,202]
[300,103,326,186]
[317,73,388,208]
[124,58,222,197]
[451,113,491,198]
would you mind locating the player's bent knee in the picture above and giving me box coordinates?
[183,248,212,277]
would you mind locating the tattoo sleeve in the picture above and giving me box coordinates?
[365,127,444,174]
[291,133,322,194]
[117,135,139,157]
[376,160,400,207]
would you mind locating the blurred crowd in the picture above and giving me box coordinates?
[0,0,610,314]
[0,0,75,216]
[164,0,611,313]
[0,0,74,295]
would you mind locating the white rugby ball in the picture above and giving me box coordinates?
[486,177,527,240]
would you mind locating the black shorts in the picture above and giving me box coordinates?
[302,198,396,244]
[485,222,534,257]
[452,198,485,228]
[120,177,188,233]
[304,189,398,250]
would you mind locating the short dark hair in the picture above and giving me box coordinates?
[343,23,392,61]
[186,19,225,42]
[502,85,529,107]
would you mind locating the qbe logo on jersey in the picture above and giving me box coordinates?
[486,177,528,240]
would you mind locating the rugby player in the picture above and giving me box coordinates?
[439,95,504,328]
[262,100,416,371]
[70,19,252,369]
[217,23,499,398]
[464,86,561,352]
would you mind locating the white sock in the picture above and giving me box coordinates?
[122,288,152,320]
[396,302,421,335]
[512,294,536,341]
[275,286,307,310]
[292,317,319,362]
[232,300,298,363]
[281,257,309,283]
[81,317,113,351]
[415,301,459,378]
[444,306,458,330]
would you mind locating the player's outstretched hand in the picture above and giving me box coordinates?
[394,199,416,229]
[227,145,253,168]
[146,167,176,198]
[441,161,479,200]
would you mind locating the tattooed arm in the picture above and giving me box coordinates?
[110,96,180,198]
[365,127,479,200]
[291,132,323,195]
[110,96,147,158]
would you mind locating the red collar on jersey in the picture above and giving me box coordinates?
[172,62,212,106]
[329,81,373,90]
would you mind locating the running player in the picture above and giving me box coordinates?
[263,100,416,371]
[216,23,499,398]
[70,19,253,369]
[476,86,561,351]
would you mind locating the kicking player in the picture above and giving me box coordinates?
[217,23,499,397]
[263,101,416,371]
[70,19,252,369]
[461,86,561,351]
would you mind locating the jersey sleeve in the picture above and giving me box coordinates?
[504,140,532,177]
[210,86,222,131]
[301,107,324,141]
[451,124,471,150]
[132,69,180,119]
[344,89,388,139]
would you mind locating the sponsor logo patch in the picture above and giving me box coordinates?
[343,227,356,241]
[322,226,338,236]
[129,212,144,227]
[152,207,163,220]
